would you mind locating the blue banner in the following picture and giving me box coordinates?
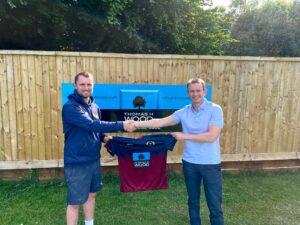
[62,83,212,132]
[62,83,211,109]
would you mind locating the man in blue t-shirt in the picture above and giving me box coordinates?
[135,78,224,225]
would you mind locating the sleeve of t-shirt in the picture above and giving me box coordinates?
[105,139,115,156]
[209,105,223,128]
[164,134,177,151]
[171,108,185,124]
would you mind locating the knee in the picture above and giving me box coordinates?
[68,204,80,211]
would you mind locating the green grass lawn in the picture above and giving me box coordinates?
[0,170,300,225]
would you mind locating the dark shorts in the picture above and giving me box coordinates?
[64,160,102,205]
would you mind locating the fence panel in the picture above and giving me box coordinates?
[0,51,299,169]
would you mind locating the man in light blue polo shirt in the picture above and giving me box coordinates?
[135,78,224,225]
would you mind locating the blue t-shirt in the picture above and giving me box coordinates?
[171,98,223,164]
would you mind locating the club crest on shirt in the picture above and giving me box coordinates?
[92,110,99,120]
[146,141,155,146]
[132,152,150,168]
[78,106,86,114]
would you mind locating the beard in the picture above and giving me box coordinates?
[78,91,91,99]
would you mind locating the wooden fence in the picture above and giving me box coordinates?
[0,50,300,170]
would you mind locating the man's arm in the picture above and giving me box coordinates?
[134,116,177,129]
[172,126,221,143]
[63,104,135,133]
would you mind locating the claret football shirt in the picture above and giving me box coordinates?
[105,134,177,192]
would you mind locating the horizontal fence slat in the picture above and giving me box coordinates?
[1,152,300,170]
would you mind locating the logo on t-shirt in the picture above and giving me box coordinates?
[132,152,150,168]
[92,110,99,120]
[146,141,155,146]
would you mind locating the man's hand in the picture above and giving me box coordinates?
[103,135,112,143]
[123,120,136,132]
[171,132,186,140]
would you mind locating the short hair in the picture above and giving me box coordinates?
[187,78,206,90]
[74,72,94,83]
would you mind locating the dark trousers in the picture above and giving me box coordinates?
[183,160,224,225]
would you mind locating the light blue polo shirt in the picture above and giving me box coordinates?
[171,98,223,164]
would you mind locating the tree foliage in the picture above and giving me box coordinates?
[227,0,300,56]
[176,3,235,55]
[0,0,234,55]
[0,0,154,52]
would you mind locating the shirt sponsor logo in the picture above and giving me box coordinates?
[133,152,150,168]
[123,111,154,122]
